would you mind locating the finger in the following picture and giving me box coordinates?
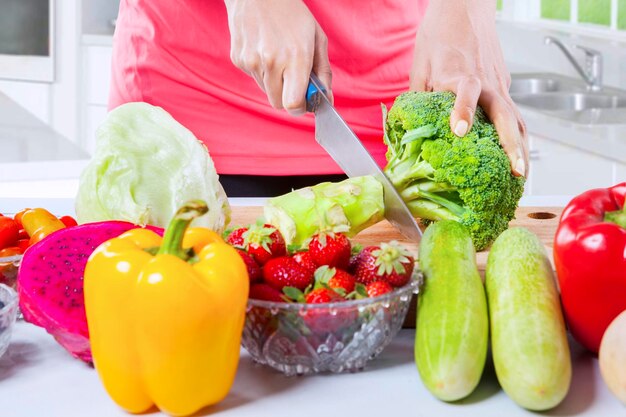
[237,52,266,92]
[409,60,430,92]
[409,74,430,92]
[263,65,285,110]
[283,63,310,116]
[450,76,481,137]
[480,92,526,177]
[312,27,333,104]
[510,101,529,168]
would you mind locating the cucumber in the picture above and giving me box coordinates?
[415,220,488,401]
[486,227,571,411]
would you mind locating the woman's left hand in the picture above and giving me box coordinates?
[410,0,528,177]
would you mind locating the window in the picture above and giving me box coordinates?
[500,0,626,35]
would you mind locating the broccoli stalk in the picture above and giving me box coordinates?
[382,91,526,250]
[263,176,385,247]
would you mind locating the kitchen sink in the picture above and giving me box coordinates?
[510,73,626,125]
[512,93,626,111]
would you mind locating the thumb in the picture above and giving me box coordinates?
[312,26,333,104]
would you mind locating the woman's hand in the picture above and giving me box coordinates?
[225,0,332,115]
[410,0,527,177]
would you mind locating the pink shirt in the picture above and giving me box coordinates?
[109,0,428,175]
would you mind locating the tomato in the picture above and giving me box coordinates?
[0,217,19,249]
[0,246,23,257]
[16,239,30,253]
[13,208,31,229]
[59,215,78,228]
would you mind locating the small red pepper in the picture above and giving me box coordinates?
[554,182,626,353]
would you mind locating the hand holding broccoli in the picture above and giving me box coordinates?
[409,0,528,177]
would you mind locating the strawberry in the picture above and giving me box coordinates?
[227,223,286,265]
[226,227,247,248]
[263,256,313,291]
[303,288,356,335]
[308,232,351,269]
[291,251,317,276]
[236,249,261,283]
[305,288,343,304]
[249,283,285,302]
[366,281,393,298]
[312,265,355,295]
[328,270,356,294]
[354,241,415,287]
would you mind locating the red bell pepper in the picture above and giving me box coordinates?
[554,182,626,353]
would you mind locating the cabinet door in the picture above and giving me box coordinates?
[84,105,108,155]
[528,135,614,196]
[616,163,626,184]
[84,46,113,106]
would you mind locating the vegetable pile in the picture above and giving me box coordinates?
[383,92,525,250]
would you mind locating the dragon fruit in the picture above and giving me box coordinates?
[18,221,163,363]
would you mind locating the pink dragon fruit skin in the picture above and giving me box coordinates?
[18,221,163,363]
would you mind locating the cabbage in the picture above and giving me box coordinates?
[75,102,230,231]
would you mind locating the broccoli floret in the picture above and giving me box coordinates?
[383,91,525,250]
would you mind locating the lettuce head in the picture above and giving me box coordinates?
[75,102,230,231]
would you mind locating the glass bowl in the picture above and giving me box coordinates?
[241,274,421,376]
[0,283,19,359]
[0,254,22,290]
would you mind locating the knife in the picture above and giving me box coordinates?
[305,73,423,242]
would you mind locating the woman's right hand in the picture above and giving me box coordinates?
[225,0,332,116]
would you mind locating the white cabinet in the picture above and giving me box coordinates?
[616,163,626,184]
[527,135,615,196]
[84,46,113,105]
[83,105,108,155]
[80,44,113,154]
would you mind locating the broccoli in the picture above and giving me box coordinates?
[383,91,525,250]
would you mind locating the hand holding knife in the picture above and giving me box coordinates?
[305,74,423,242]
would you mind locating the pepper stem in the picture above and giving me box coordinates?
[604,203,626,229]
[157,200,209,258]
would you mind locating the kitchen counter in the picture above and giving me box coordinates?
[1,197,625,416]
[1,315,623,416]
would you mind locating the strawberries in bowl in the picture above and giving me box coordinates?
[229,227,420,375]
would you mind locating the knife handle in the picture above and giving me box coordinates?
[306,73,327,112]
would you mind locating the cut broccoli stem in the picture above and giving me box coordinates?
[406,199,461,221]
[400,180,457,195]
[385,158,435,189]
[402,187,467,218]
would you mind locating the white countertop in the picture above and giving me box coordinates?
[2,196,625,416]
[1,319,624,417]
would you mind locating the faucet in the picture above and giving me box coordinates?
[544,36,603,91]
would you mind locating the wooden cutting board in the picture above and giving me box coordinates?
[230,206,563,327]
[230,206,563,273]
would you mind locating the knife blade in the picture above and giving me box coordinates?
[306,74,422,242]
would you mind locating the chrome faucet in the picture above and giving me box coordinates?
[544,36,603,91]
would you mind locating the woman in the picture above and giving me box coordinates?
[109,0,527,196]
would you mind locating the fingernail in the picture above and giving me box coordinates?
[454,120,469,137]
[515,158,526,177]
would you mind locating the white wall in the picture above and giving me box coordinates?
[0,0,81,143]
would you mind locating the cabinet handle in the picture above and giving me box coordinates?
[529,150,540,160]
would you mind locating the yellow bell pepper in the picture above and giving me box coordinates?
[84,201,249,416]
